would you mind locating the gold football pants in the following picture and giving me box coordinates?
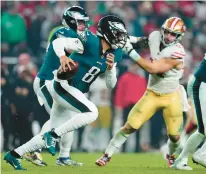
[127,89,183,135]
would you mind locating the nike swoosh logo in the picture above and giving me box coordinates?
[59,31,64,34]
[11,160,18,168]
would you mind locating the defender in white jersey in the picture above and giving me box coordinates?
[96,17,188,167]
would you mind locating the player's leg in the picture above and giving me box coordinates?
[23,78,52,166]
[30,78,80,166]
[191,81,206,168]
[173,77,206,170]
[43,81,98,155]
[4,80,52,166]
[192,140,206,168]
[13,78,52,167]
[96,90,158,166]
[4,133,47,170]
[40,81,81,166]
[56,110,84,166]
[33,78,53,113]
[162,91,183,167]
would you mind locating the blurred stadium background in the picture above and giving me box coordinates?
[1,1,206,155]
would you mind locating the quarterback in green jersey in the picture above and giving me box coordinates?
[4,15,127,170]
[10,6,89,169]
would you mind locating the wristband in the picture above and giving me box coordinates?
[129,49,141,61]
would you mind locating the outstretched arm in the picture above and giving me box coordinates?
[123,39,183,74]
[135,57,182,74]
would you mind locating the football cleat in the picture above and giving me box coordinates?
[192,149,206,168]
[23,152,47,166]
[166,154,176,167]
[56,157,84,166]
[43,131,59,156]
[4,151,26,170]
[172,158,193,170]
[95,154,111,167]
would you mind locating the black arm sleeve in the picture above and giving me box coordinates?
[131,37,149,50]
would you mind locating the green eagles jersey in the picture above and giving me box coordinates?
[38,27,78,80]
[69,31,123,93]
[194,55,206,83]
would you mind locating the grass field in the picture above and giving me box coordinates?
[1,153,205,174]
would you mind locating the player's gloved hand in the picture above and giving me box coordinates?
[123,38,141,61]
[106,53,115,70]
[60,55,76,72]
[122,37,134,55]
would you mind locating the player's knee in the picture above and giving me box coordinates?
[168,135,180,143]
[89,103,99,115]
[90,106,98,121]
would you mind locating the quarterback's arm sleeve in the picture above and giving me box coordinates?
[105,63,117,89]
[129,36,149,49]
[52,38,84,57]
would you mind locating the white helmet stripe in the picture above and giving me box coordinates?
[171,17,180,29]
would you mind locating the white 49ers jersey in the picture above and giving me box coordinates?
[147,31,185,94]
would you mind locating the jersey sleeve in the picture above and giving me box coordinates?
[170,44,185,61]
[105,63,117,89]
[148,31,160,43]
[52,38,84,57]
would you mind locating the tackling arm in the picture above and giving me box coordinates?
[136,57,182,74]
[123,38,183,74]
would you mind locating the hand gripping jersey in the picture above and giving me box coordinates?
[147,31,185,94]
[38,27,78,80]
[194,53,206,83]
[55,30,123,93]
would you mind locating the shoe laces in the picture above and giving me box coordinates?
[49,136,58,147]
[102,155,109,162]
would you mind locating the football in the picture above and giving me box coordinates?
[57,61,79,80]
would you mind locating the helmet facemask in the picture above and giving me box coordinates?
[109,26,128,49]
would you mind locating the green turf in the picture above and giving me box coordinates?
[1,153,205,174]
